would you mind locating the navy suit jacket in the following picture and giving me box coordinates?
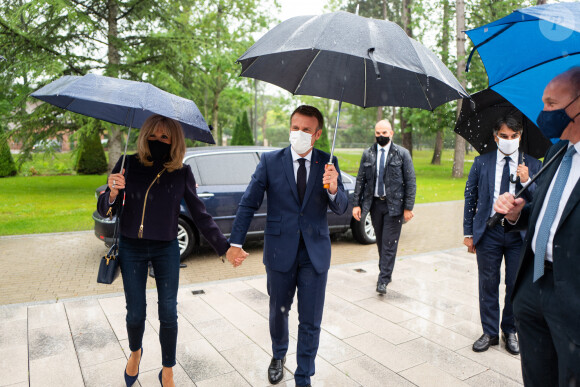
[508,140,580,345]
[464,150,542,246]
[230,146,348,274]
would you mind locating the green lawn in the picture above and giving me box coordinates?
[0,174,106,235]
[0,148,476,236]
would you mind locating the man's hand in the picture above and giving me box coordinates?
[225,246,249,267]
[494,192,525,222]
[464,237,476,254]
[517,164,529,183]
[352,206,362,221]
[323,164,339,194]
[403,209,414,222]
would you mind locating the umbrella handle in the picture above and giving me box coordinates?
[323,163,333,189]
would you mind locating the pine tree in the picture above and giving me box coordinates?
[76,130,108,175]
[238,111,254,145]
[0,124,16,177]
[232,112,253,145]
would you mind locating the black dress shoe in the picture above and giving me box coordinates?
[376,283,387,294]
[268,356,285,384]
[502,332,520,355]
[472,333,499,352]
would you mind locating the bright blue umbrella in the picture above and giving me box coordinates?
[465,2,580,126]
[31,73,214,144]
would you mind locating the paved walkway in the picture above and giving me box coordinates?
[0,201,465,305]
[0,248,522,387]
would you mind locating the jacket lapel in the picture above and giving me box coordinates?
[282,147,300,205]
[558,179,580,230]
[488,152,497,201]
[302,148,321,208]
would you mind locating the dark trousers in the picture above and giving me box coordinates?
[475,224,521,336]
[513,261,580,387]
[119,236,180,367]
[370,198,403,285]
[266,237,328,386]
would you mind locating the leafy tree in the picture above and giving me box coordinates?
[0,123,16,177]
[75,128,107,175]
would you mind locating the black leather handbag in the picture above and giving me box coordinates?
[97,242,120,284]
[97,172,126,284]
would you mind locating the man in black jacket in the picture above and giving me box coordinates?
[353,119,416,294]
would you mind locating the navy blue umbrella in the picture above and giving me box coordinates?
[465,2,580,125]
[31,74,214,144]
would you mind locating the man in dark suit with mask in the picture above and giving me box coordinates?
[463,117,541,355]
[226,105,348,387]
[495,67,580,386]
[352,119,416,295]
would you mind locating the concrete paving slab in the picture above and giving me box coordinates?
[399,362,469,387]
[335,355,416,387]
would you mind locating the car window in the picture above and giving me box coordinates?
[193,152,259,185]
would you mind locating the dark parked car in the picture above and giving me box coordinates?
[93,146,376,260]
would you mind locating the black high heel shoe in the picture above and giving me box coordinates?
[158,369,163,386]
[124,348,143,387]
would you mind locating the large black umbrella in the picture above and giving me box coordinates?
[455,88,551,159]
[237,11,468,169]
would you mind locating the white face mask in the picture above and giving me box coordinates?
[497,137,519,155]
[289,130,313,154]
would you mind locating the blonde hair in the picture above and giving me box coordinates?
[137,114,185,172]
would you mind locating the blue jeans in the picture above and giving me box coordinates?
[119,236,180,367]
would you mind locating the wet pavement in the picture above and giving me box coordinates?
[0,200,524,386]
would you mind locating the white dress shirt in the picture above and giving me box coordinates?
[290,147,337,201]
[490,149,519,217]
[374,142,391,197]
[531,142,580,262]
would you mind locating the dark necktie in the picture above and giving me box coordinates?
[499,156,511,195]
[378,148,386,197]
[297,158,307,204]
[533,146,577,281]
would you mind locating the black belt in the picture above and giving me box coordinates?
[374,196,386,201]
[544,260,553,271]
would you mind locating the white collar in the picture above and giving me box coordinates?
[290,146,313,162]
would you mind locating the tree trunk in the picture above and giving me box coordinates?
[377,107,383,122]
[432,129,443,164]
[400,0,413,155]
[431,0,449,166]
[213,1,224,146]
[536,0,547,4]
[106,0,121,172]
[452,0,467,178]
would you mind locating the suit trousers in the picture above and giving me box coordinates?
[266,236,328,386]
[370,198,403,285]
[474,223,521,336]
[513,260,580,387]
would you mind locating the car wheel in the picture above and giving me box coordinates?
[177,218,196,261]
[351,212,376,244]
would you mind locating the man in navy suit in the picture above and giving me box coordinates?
[463,116,541,355]
[226,105,348,387]
[495,68,580,386]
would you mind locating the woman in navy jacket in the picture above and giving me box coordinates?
[97,114,232,387]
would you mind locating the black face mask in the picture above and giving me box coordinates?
[376,136,390,147]
[147,140,171,161]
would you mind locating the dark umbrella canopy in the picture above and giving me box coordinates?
[31,74,215,144]
[455,89,551,159]
[237,11,468,110]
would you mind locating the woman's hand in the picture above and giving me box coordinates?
[108,169,125,201]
